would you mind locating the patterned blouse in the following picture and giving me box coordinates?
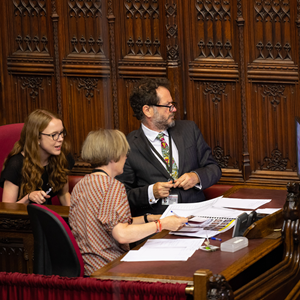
[69,173,132,276]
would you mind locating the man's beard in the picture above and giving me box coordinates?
[152,109,175,131]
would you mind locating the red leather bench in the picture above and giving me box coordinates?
[51,175,84,205]
[66,176,233,199]
[1,173,232,205]
[52,175,233,205]
[203,184,233,200]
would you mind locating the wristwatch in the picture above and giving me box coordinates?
[144,213,151,223]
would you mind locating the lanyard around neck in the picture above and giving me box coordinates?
[145,131,174,180]
[91,169,109,176]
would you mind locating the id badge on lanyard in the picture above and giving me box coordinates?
[162,194,179,205]
[162,183,179,205]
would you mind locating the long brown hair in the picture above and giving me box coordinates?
[3,109,71,199]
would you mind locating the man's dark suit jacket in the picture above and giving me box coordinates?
[116,120,222,216]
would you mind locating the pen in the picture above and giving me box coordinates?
[210,237,222,241]
[170,211,189,225]
[45,187,53,195]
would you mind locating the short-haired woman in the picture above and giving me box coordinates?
[69,129,187,276]
[0,109,74,205]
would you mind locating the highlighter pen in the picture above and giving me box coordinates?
[210,237,222,241]
[170,210,189,225]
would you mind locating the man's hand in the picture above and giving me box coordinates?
[153,181,174,199]
[173,172,199,190]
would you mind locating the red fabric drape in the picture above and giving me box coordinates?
[0,272,187,300]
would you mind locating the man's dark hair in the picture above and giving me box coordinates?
[129,77,170,121]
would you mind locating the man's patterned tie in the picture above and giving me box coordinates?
[157,133,178,179]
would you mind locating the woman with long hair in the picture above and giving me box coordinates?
[0,109,74,205]
[69,128,187,276]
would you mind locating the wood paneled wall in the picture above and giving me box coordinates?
[0,0,299,186]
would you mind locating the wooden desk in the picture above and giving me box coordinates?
[0,202,69,273]
[91,185,287,298]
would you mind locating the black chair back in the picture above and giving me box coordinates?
[27,204,84,277]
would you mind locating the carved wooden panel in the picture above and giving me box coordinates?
[252,0,293,63]
[116,0,168,135]
[188,81,243,173]
[4,75,57,124]
[247,0,298,83]
[181,1,243,180]
[0,215,34,274]
[64,77,113,165]
[186,0,239,81]
[7,0,53,63]
[116,0,183,134]
[0,0,57,124]
[247,83,299,182]
[244,0,300,183]
[61,0,110,71]
[58,1,114,170]
[118,0,165,68]
[0,238,28,273]
[0,0,300,185]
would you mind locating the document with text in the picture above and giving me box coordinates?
[160,196,278,238]
[161,197,247,238]
[121,238,205,262]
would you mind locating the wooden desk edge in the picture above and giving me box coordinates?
[0,202,69,218]
[93,273,193,285]
[221,237,282,280]
[90,236,282,284]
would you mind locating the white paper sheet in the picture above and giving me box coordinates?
[161,197,247,220]
[143,238,203,250]
[256,208,281,214]
[214,198,271,209]
[121,238,205,262]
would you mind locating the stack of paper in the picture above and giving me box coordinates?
[161,196,275,238]
[161,196,273,220]
[121,238,204,262]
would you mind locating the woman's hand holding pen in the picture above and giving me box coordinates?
[160,215,189,231]
[28,190,50,204]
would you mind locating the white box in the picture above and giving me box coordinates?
[221,237,248,252]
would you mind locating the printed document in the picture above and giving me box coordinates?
[121,238,204,262]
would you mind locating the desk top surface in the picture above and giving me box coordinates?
[0,202,69,218]
[91,185,287,284]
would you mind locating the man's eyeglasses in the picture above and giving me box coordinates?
[40,130,66,141]
[152,102,177,112]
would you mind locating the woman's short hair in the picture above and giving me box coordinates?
[82,129,130,167]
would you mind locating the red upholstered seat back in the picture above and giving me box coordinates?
[0,123,24,202]
[51,175,83,205]
[203,184,233,200]
[28,203,84,277]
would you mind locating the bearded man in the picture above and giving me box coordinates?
[116,78,221,216]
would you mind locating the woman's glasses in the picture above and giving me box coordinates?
[40,130,66,141]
